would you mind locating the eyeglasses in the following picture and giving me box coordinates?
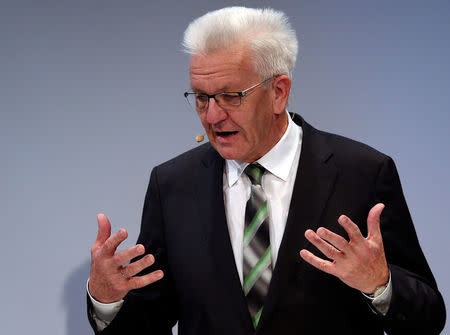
[184,76,277,112]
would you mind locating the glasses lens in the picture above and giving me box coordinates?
[185,93,205,111]
[216,93,241,108]
[195,94,209,110]
[184,92,242,111]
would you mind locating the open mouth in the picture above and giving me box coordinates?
[216,131,238,137]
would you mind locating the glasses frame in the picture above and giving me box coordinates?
[184,75,278,112]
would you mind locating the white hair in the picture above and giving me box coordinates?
[183,7,298,79]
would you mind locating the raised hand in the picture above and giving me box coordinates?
[88,214,164,303]
[300,203,389,294]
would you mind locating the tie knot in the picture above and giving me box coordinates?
[245,163,265,185]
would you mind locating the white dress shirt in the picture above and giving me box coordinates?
[223,112,302,283]
[88,112,391,330]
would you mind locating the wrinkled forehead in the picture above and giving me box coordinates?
[189,47,251,72]
[189,48,259,91]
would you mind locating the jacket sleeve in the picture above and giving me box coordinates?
[374,157,446,334]
[87,167,178,335]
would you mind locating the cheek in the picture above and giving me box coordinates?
[199,116,209,130]
[245,112,269,139]
[200,119,216,142]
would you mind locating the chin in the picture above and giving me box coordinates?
[210,140,250,162]
[214,147,241,161]
[217,151,237,160]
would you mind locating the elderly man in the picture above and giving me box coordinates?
[87,7,446,335]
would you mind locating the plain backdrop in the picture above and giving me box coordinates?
[1,1,449,334]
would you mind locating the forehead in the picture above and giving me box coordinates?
[189,49,258,92]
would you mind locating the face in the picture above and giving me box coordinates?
[189,49,288,162]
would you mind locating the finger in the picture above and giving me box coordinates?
[101,228,128,256]
[305,229,342,260]
[127,270,164,290]
[316,227,348,252]
[367,203,385,241]
[122,254,155,277]
[299,249,335,275]
[338,215,363,242]
[113,244,146,266]
[91,214,111,253]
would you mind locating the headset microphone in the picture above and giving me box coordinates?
[195,134,205,143]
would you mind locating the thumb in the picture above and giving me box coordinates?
[92,213,111,252]
[367,203,385,241]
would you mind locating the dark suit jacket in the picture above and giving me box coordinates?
[88,114,446,334]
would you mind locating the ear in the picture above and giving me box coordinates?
[272,75,291,115]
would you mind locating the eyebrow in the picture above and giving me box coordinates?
[190,85,237,94]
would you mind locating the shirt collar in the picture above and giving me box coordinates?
[226,112,301,187]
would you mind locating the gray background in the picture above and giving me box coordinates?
[1,0,449,334]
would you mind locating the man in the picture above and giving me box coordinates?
[87,7,446,334]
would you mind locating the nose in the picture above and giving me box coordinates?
[204,97,227,125]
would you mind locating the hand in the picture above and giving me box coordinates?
[88,214,164,303]
[299,203,389,294]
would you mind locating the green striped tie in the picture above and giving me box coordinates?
[243,163,272,328]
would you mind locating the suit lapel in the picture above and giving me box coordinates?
[195,115,338,333]
[199,146,254,333]
[257,115,338,330]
